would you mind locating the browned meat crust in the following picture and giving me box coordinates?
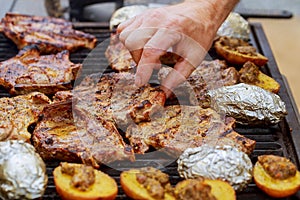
[0,92,51,142]
[0,45,81,95]
[105,34,136,72]
[32,101,135,168]
[158,59,239,106]
[126,105,255,156]
[74,72,166,128]
[0,13,97,53]
[33,72,165,166]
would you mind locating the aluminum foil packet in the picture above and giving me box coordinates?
[208,83,287,126]
[0,140,48,200]
[109,5,149,30]
[177,145,253,191]
[217,12,250,40]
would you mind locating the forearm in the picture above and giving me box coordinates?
[183,0,239,30]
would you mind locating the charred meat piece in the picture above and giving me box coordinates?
[126,105,255,156]
[105,34,181,72]
[158,60,239,106]
[74,72,166,128]
[105,34,136,72]
[32,101,135,168]
[0,46,81,95]
[0,13,97,53]
[0,92,51,142]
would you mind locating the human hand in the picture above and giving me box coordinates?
[117,0,238,97]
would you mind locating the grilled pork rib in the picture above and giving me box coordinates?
[105,34,182,72]
[105,34,136,72]
[158,60,239,106]
[0,92,51,142]
[0,45,81,95]
[0,13,97,53]
[32,101,135,168]
[126,105,255,156]
[32,72,165,166]
[74,72,166,128]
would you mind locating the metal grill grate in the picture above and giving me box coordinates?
[0,22,299,200]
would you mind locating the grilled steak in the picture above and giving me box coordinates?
[74,72,166,128]
[0,13,97,53]
[158,59,239,106]
[32,101,135,168]
[0,92,51,142]
[32,72,165,166]
[105,34,136,72]
[126,105,255,157]
[0,45,81,95]
[105,34,181,72]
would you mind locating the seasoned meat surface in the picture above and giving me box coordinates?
[32,101,135,168]
[105,34,136,72]
[0,13,97,53]
[60,162,96,191]
[258,155,297,180]
[126,105,255,156]
[135,167,173,199]
[158,60,239,106]
[74,72,166,128]
[176,179,216,200]
[0,46,81,95]
[0,92,51,142]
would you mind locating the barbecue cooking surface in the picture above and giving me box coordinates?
[1,22,300,199]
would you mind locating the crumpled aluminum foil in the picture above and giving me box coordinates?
[208,83,287,126]
[177,145,253,191]
[217,12,250,40]
[0,140,48,200]
[109,5,149,30]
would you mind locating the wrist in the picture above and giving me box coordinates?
[183,0,239,29]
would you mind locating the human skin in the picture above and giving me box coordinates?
[117,0,239,97]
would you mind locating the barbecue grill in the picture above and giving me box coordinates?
[0,22,300,200]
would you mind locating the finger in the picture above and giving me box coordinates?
[118,17,143,43]
[117,16,137,33]
[124,28,157,51]
[144,28,181,52]
[135,29,181,87]
[172,34,207,68]
[134,61,155,87]
[160,59,196,97]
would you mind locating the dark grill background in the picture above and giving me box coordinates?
[0,22,300,199]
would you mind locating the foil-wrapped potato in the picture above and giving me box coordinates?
[208,83,287,125]
[217,12,250,40]
[0,140,48,200]
[177,145,253,191]
[109,5,149,30]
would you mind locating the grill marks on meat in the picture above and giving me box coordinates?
[105,34,136,72]
[74,72,166,128]
[126,105,255,156]
[158,60,239,106]
[0,46,81,95]
[32,72,165,166]
[32,101,135,168]
[0,13,97,53]
[0,92,51,142]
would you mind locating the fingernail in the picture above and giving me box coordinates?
[135,75,142,87]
